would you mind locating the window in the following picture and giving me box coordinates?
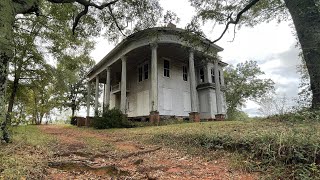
[211,68,215,83]
[144,63,149,80]
[138,66,143,82]
[164,60,170,77]
[183,66,188,81]
[138,62,149,82]
[199,68,205,83]
[218,70,222,85]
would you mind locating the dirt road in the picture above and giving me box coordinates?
[39,125,257,180]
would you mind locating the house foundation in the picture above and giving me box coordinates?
[149,111,160,124]
[215,114,225,121]
[189,112,200,122]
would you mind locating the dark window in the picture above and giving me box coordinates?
[144,63,149,80]
[199,68,205,83]
[211,68,215,83]
[183,66,188,81]
[138,66,143,82]
[164,60,170,77]
[219,70,222,85]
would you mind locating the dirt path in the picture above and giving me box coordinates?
[39,125,258,180]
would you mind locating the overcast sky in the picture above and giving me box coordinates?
[88,0,302,117]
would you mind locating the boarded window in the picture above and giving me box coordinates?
[164,60,170,77]
[183,66,188,81]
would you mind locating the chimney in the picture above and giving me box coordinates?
[167,22,176,28]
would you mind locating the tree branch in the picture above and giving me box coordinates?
[107,6,126,36]
[212,0,261,43]
[72,5,89,35]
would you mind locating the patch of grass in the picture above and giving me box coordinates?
[0,125,56,179]
[142,120,320,179]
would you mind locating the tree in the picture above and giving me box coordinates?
[257,93,290,117]
[296,55,312,109]
[189,0,320,109]
[224,60,274,117]
[55,52,95,118]
[0,0,162,142]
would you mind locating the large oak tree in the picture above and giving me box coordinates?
[0,0,162,142]
[190,0,320,109]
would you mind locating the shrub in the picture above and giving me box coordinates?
[70,117,77,126]
[92,108,132,129]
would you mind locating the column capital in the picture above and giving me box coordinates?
[106,66,111,71]
[213,58,219,64]
[188,47,194,53]
[121,55,127,62]
[150,42,158,49]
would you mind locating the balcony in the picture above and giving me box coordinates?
[111,82,130,94]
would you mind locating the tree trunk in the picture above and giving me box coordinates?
[7,63,22,125]
[0,0,15,142]
[284,0,320,109]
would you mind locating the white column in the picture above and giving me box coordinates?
[220,69,225,86]
[151,43,158,112]
[103,84,106,110]
[189,49,199,112]
[214,59,222,114]
[105,67,111,109]
[205,63,212,83]
[120,56,127,113]
[86,81,91,117]
[94,76,99,115]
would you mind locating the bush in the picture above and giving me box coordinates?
[92,108,132,129]
[70,117,77,126]
[269,109,320,123]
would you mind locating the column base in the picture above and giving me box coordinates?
[76,117,86,127]
[215,114,225,121]
[85,116,93,127]
[189,112,200,122]
[149,111,160,125]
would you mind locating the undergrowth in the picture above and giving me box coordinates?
[150,120,320,179]
[0,125,56,179]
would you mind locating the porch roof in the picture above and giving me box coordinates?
[87,27,226,79]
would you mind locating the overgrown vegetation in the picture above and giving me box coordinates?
[92,108,132,129]
[0,126,56,179]
[149,120,320,179]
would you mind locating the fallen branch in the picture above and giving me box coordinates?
[122,147,162,159]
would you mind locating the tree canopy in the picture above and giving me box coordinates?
[188,0,320,110]
[225,60,274,118]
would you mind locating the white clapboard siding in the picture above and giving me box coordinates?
[183,91,191,112]
[163,88,172,111]
[137,90,149,116]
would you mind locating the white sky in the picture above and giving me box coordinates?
[85,0,302,117]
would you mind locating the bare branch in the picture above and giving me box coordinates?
[72,5,89,35]
[107,6,126,37]
[212,0,261,43]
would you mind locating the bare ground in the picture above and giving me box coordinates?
[38,125,258,180]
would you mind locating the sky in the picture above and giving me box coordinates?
[87,0,302,117]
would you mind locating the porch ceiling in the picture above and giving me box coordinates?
[96,43,209,83]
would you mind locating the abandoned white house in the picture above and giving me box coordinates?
[86,26,227,122]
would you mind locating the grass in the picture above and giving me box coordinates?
[0,125,56,179]
[132,120,320,179]
[1,119,320,179]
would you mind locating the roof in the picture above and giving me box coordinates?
[87,27,225,77]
